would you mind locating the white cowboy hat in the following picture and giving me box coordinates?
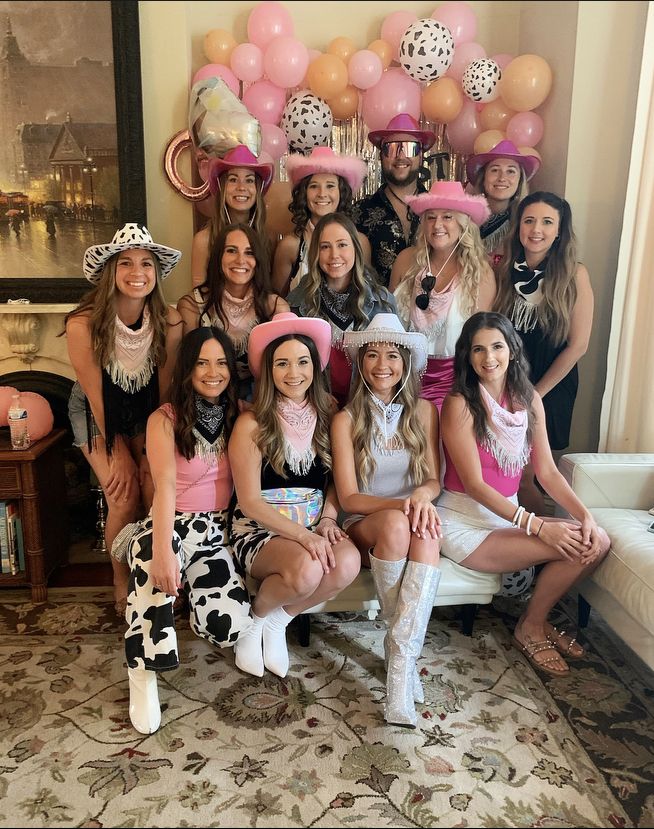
[83,223,182,283]
[343,313,428,374]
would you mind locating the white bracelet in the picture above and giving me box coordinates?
[525,512,535,536]
[512,505,525,528]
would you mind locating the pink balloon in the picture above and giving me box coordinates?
[445,98,481,153]
[192,63,239,96]
[446,41,486,83]
[492,52,515,71]
[381,10,418,62]
[264,36,309,89]
[242,79,287,125]
[506,111,544,147]
[348,49,383,90]
[19,392,54,441]
[362,68,421,132]
[261,122,288,160]
[247,1,294,50]
[0,386,18,427]
[230,42,264,83]
[431,1,478,46]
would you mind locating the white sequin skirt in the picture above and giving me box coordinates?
[438,489,517,564]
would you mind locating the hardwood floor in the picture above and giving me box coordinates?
[49,534,113,587]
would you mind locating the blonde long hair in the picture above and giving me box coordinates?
[64,254,169,369]
[347,344,429,490]
[252,334,333,478]
[400,212,489,316]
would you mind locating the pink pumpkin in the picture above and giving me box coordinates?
[0,386,18,427]
[20,392,54,441]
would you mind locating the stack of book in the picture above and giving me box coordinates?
[0,501,25,575]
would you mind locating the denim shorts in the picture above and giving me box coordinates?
[68,382,100,448]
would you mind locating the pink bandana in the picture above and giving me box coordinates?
[410,267,460,341]
[276,397,317,475]
[479,382,530,476]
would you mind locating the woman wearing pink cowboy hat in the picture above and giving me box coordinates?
[191,145,274,287]
[272,146,371,297]
[466,139,541,268]
[351,113,435,288]
[389,181,495,410]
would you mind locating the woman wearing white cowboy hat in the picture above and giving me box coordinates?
[390,181,496,410]
[191,145,275,288]
[466,139,541,268]
[272,146,372,297]
[331,313,442,728]
[228,312,360,679]
[65,223,183,617]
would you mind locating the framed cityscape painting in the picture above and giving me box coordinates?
[0,0,146,302]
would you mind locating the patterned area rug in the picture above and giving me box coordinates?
[0,587,652,828]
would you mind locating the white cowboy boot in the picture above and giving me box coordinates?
[128,668,161,734]
[263,607,294,677]
[234,614,266,677]
[369,552,424,703]
[385,562,441,728]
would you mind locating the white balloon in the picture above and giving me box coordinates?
[498,567,536,598]
[399,19,454,83]
[281,90,333,153]
[462,58,502,103]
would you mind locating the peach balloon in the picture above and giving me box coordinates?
[422,77,463,124]
[328,85,360,120]
[473,129,505,155]
[19,392,54,441]
[519,146,541,162]
[479,98,515,131]
[367,39,393,70]
[307,53,348,100]
[327,36,356,65]
[264,180,294,237]
[499,54,553,112]
[203,29,237,66]
[0,386,18,427]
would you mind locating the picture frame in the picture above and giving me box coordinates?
[0,0,146,304]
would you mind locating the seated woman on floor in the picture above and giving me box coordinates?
[439,311,610,677]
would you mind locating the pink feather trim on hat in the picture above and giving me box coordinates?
[285,146,368,192]
[405,181,490,226]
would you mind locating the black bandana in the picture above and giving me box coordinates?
[480,209,510,240]
[320,282,354,331]
[509,257,548,332]
[193,393,226,461]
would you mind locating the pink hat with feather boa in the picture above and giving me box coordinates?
[285,146,368,192]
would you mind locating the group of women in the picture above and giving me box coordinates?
[63,132,608,735]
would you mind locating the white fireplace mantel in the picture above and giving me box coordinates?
[0,303,76,379]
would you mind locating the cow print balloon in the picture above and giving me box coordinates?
[497,566,536,598]
[399,19,454,83]
[281,91,333,153]
[462,58,502,103]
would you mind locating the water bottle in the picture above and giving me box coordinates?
[7,393,30,450]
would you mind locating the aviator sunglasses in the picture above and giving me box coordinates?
[415,274,436,310]
[381,140,422,159]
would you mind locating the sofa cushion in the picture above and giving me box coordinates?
[589,507,654,636]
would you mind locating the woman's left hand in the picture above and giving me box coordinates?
[579,514,604,564]
[403,490,442,540]
[315,517,348,545]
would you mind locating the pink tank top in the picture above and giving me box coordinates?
[159,404,233,512]
[443,441,521,497]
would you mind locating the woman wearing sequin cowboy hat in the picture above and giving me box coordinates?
[287,211,396,407]
[123,326,252,734]
[65,223,183,617]
[272,146,372,297]
[191,145,275,288]
[466,139,540,268]
[178,222,288,405]
[228,312,361,679]
[332,313,442,728]
[390,181,495,410]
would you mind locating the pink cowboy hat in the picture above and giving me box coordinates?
[367,113,435,151]
[405,181,491,226]
[248,312,332,379]
[209,145,274,196]
[285,146,368,192]
[466,139,540,184]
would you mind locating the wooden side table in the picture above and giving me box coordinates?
[0,428,69,602]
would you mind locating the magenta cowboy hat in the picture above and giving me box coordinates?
[405,181,491,225]
[466,139,540,183]
[367,113,435,151]
[285,146,368,192]
[248,312,332,379]
[208,145,274,196]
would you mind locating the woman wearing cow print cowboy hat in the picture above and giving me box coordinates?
[65,223,183,617]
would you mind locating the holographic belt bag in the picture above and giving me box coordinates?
[261,487,323,528]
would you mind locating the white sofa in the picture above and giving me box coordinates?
[558,453,654,671]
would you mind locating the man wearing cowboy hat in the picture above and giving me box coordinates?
[351,114,435,288]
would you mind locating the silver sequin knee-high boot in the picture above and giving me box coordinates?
[369,552,424,703]
[385,561,441,728]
